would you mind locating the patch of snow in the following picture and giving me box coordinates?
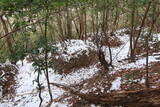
[140,78,145,84]
[151,86,157,88]
[1,30,160,107]
[101,87,105,93]
[110,77,121,91]
[16,60,35,94]
[0,70,5,79]
[0,86,2,97]
[116,55,160,70]
[91,104,101,107]
[153,33,160,41]
[49,64,99,85]
[80,89,90,94]
[55,39,97,62]
[51,102,68,107]
[102,34,130,64]
[116,28,129,33]
[0,58,99,107]
[102,30,160,74]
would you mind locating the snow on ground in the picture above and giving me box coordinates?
[153,33,160,41]
[55,39,97,62]
[49,64,99,85]
[0,59,99,107]
[115,55,160,70]
[1,30,160,107]
[110,77,122,91]
[102,29,160,73]
[0,39,99,107]
[103,33,129,62]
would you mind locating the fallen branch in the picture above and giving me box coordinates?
[45,93,68,107]
[50,82,160,106]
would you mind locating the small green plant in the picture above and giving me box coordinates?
[32,57,45,107]
[124,73,134,83]
[29,37,57,107]
[8,42,28,65]
[124,73,133,80]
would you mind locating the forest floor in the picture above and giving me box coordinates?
[0,29,160,107]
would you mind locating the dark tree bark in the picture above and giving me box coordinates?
[130,0,136,61]
[145,3,159,88]
[132,1,152,58]
[37,68,43,107]
[44,4,53,101]
[98,48,109,71]
[0,15,14,56]
[66,1,72,39]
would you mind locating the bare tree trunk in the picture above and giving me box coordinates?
[111,0,119,32]
[98,47,109,71]
[96,0,111,71]
[71,7,80,38]
[66,2,72,39]
[72,17,80,37]
[75,6,85,40]
[132,1,152,58]
[84,7,87,41]
[79,9,85,40]
[44,7,53,101]
[145,3,159,88]
[56,10,65,41]
[130,0,136,61]
[145,34,149,89]
[37,68,43,107]
[0,15,13,55]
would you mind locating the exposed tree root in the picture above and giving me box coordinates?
[45,93,69,107]
[50,82,160,106]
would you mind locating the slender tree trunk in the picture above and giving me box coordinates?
[44,7,53,101]
[145,34,149,88]
[133,1,152,57]
[0,15,13,55]
[84,7,87,41]
[37,68,43,107]
[97,0,111,71]
[79,9,85,40]
[72,17,80,37]
[56,9,65,41]
[91,10,95,36]
[98,47,109,71]
[145,2,158,88]
[66,2,72,39]
[130,0,136,61]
